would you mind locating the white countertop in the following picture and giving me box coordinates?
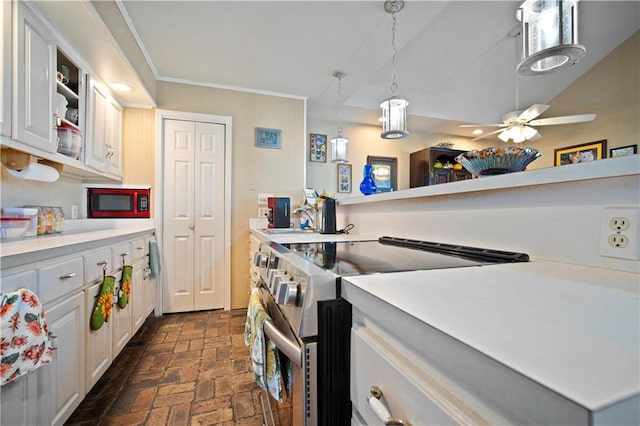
[0,219,155,269]
[338,155,639,206]
[342,261,640,411]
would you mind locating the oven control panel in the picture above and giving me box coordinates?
[256,247,308,307]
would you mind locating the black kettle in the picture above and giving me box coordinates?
[319,196,336,234]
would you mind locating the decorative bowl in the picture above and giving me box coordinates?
[0,217,31,240]
[455,147,541,177]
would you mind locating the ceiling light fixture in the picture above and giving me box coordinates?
[330,70,349,163]
[517,0,585,76]
[110,82,133,92]
[472,129,484,135]
[380,0,409,139]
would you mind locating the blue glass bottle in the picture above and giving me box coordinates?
[359,164,377,195]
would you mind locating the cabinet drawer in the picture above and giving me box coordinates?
[131,238,146,261]
[351,325,486,426]
[1,270,37,294]
[111,242,132,270]
[38,258,84,305]
[84,248,112,284]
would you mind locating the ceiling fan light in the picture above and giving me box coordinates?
[522,125,538,140]
[517,0,585,76]
[498,130,511,143]
[380,97,409,139]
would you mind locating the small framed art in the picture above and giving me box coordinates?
[309,133,327,162]
[255,127,281,149]
[554,140,607,166]
[337,163,352,193]
[367,156,397,192]
[610,145,637,158]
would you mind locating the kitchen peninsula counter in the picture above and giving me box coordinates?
[0,219,155,269]
[343,261,640,424]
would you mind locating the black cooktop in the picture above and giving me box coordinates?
[282,236,529,276]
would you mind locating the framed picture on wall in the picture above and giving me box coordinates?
[309,133,327,162]
[554,140,607,166]
[337,163,352,193]
[367,156,397,192]
[610,144,637,158]
[255,127,281,149]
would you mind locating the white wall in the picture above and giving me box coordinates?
[337,159,639,273]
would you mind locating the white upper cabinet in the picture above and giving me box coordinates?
[14,1,56,152]
[1,0,11,137]
[85,76,123,178]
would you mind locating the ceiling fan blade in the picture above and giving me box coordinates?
[529,113,597,126]
[472,128,504,141]
[459,123,506,128]
[518,104,550,122]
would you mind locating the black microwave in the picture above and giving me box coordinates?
[87,187,150,218]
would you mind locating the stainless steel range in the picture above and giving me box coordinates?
[253,236,529,426]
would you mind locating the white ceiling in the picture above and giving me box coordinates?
[36,1,640,139]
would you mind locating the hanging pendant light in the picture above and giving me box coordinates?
[517,0,585,76]
[330,70,349,163]
[380,0,409,139]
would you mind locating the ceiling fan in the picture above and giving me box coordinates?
[461,104,596,143]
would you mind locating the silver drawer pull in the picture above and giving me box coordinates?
[137,246,144,250]
[368,386,407,426]
[59,272,77,280]
[48,332,58,350]
[97,260,109,266]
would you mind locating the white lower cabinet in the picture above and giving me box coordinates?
[351,324,486,426]
[0,271,40,426]
[39,291,86,426]
[111,269,131,359]
[131,257,147,333]
[85,281,113,392]
[0,231,155,425]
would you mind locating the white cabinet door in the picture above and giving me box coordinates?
[85,281,112,392]
[85,76,123,178]
[85,79,108,172]
[1,0,11,137]
[39,291,86,426]
[111,269,131,358]
[106,96,122,178]
[14,2,56,151]
[131,258,147,333]
[0,271,39,426]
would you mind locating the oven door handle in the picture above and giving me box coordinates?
[263,320,302,367]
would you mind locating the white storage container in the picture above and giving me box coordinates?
[1,207,39,237]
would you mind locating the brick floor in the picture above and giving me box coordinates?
[66,310,292,425]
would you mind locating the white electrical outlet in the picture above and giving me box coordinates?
[599,207,639,260]
[257,193,273,205]
[258,207,269,218]
[71,205,78,219]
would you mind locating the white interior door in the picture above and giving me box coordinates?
[163,119,225,313]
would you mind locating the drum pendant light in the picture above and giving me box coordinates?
[517,0,585,76]
[380,0,409,139]
[330,70,349,163]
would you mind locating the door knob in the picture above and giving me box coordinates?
[189,224,195,230]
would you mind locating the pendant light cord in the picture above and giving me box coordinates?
[391,11,399,97]
[337,74,343,135]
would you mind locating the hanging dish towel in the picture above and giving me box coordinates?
[244,287,290,402]
[149,240,161,278]
[90,275,116,330]
[118,265,133,309]
[1,289,54,386]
